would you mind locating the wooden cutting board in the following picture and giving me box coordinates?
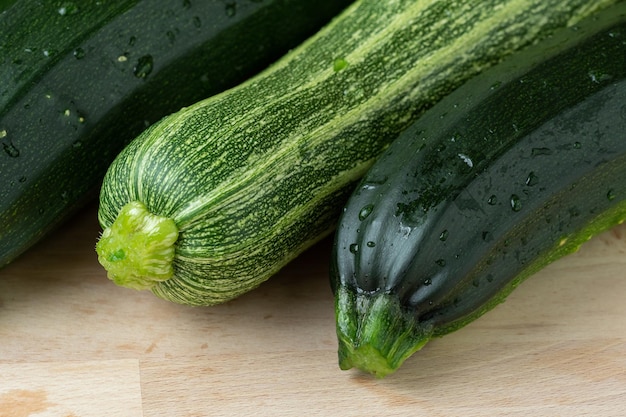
[1,202,625,417]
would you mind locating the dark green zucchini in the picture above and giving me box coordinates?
[332,3,626,377]
[0,0,352,268]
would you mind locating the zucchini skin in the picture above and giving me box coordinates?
[96,0,620,306]
[0,0,353,268]
[331,4,626,377]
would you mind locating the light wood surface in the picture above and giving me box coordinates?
[1,202,625,417]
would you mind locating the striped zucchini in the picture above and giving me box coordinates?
[332,3,626,377]
[96,0,618,306]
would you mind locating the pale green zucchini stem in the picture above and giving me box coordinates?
[96,201,179,290]
[335,286,432,378]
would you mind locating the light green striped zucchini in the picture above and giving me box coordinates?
[96,0,618,306]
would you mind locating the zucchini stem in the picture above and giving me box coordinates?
[96,201,179,290]
[335,286,433,378]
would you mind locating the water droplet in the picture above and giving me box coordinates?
[423,278,432,286]
[525,171,538,186]
[510,194,522,212]
[72,140,83,148]
[366,241,376,248]
[333,58,349,72]
[128,36,137,47]
[607,189,616,201]
[490,81,502,90]
[573,141,582,149]
[588,70,611,84]
[3,141,19,157]
[400,225,412,239]
[458,153,473,168]
[73,47,85,59]
[361,175,388,190]
[133,55,154,78]
[358,204,374,221]
[531,147,552,156]
[435,259,446,267]
[487,195,498,205]
[482,231,492,241]
[349,243,359,254]
[225,2,237,17]
[439,230,449,241]
[57,2,79,16]
[0,129,6,139]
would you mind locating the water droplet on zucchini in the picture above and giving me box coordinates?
[225,2,237,17]
[458,153,473,168]
[349,243,359,254]
[487,195,498,205]
[358,204,374,221]
[73,47,85,59]
[439,230,449,241]
[3,141,19,158]
[525,171,538,186]
[366,241,376,248]
[607,189,616,201]
[510,194,522,212]
[133,55,154,78]
[57,2,79,16]
[333,58,349,72]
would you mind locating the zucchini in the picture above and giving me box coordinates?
[0,0,352,268]
[331,3,626,377]
[95,0,619,306]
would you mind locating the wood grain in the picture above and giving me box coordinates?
[1,202,625,416]
[0,360,143,417]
